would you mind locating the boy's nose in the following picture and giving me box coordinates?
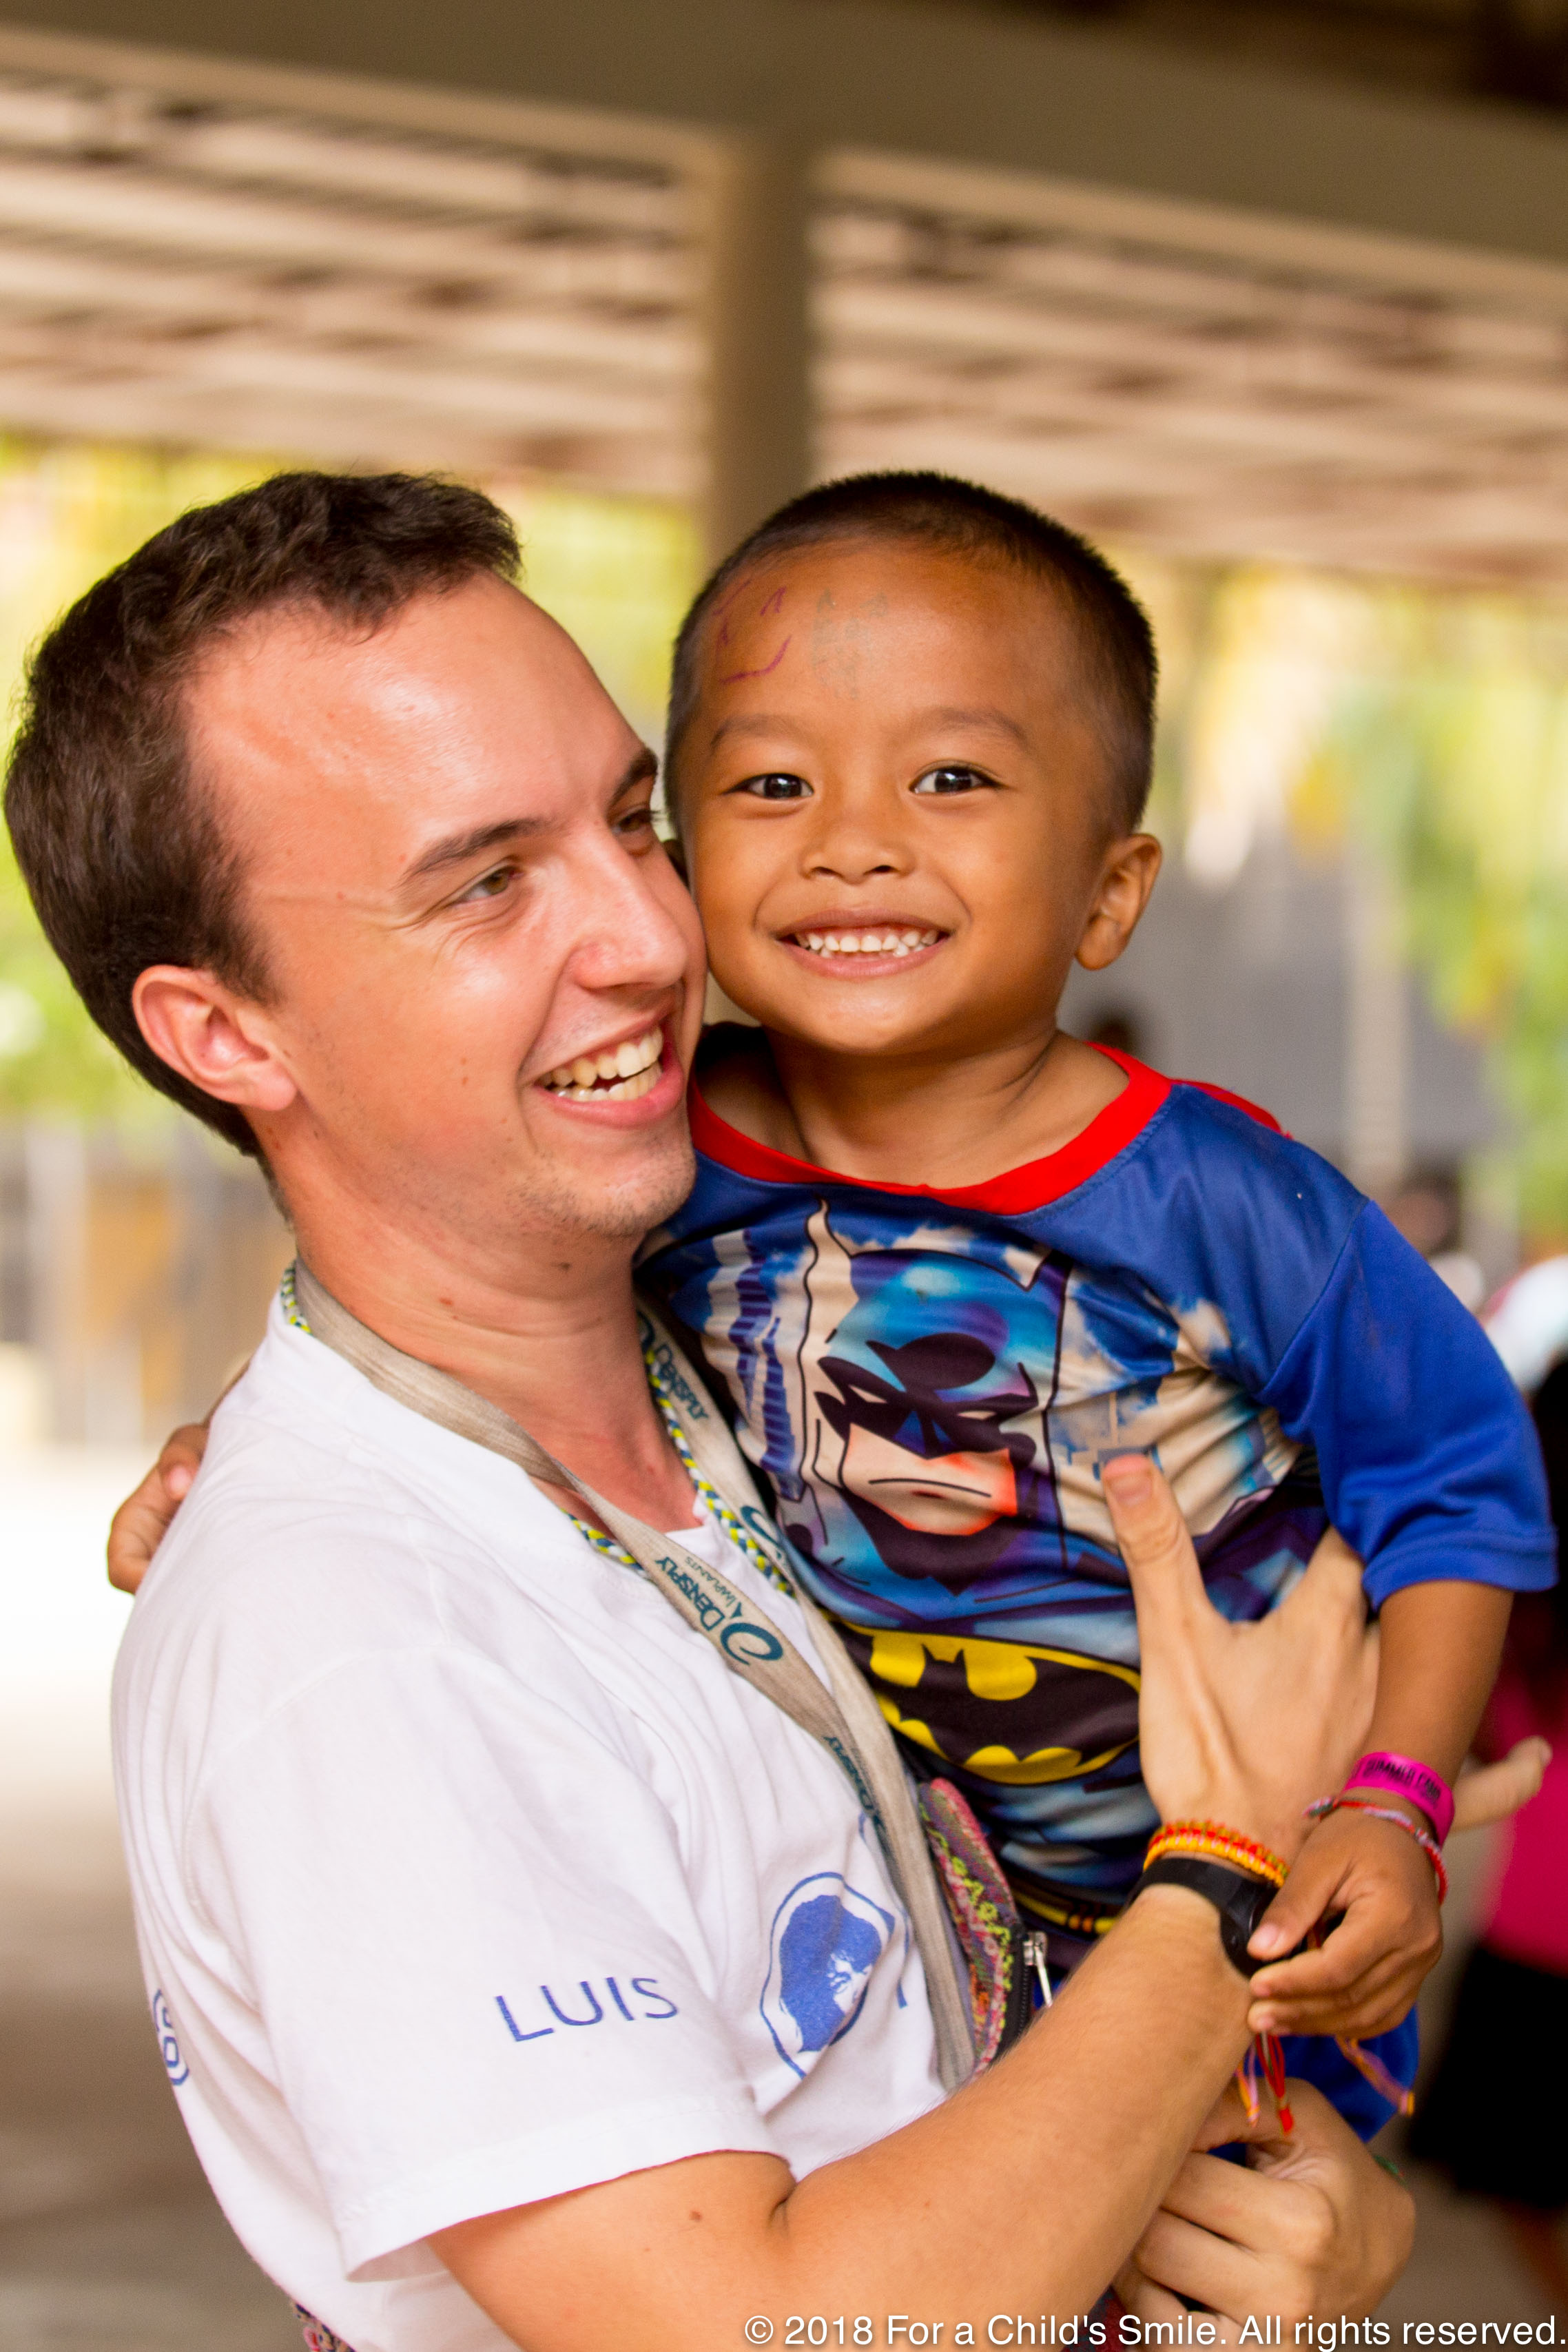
[803,814,912,883]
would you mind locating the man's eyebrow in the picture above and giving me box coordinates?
[400,816,547,889]
[611,745,660,799]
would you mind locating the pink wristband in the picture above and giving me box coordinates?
[1342,1751,1454,1844]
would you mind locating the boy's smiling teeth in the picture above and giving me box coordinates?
[792,927,941,958]
[540,1027,663,1101]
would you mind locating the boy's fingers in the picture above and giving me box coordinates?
[1249,1941,1421,2036]
[107,1482,172,1595]
[1454,1738,1550,1831]
[106,1425,207,1596]
[1251,1906,1402,2002]
[1246,1843,1346,1962]
[1251,1978,1417,2040]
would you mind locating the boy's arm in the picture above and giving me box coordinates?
[1215,1190,1551,2041]
[1253,1197,1552,1620]
[1244,1579,1512,2041]
[1364,1576,1514,1786]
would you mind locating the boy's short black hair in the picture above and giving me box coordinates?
[4,469,520,1160]
[666,471,1157,832]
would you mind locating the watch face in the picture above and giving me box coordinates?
[1219,1879,1274,1977]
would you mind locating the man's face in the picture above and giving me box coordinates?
[677,541,1126,1068]
[189,575,705,1252]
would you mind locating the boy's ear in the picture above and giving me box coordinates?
[1076,834,1162,973]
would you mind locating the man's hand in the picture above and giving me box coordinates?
[1104,1458,1378,1864]
[1244,1808,1442,2040]
[107,1424,208,1594]
[1117,2080,1414,2335]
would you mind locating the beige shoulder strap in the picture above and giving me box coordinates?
[289,1261,976,2092]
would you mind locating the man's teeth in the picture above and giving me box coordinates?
[541,1027,663,1100]
[794,927,941,957]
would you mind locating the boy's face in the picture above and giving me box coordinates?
[677,541,1159,1065]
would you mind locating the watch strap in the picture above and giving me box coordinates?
[1133,1854,1278,1978]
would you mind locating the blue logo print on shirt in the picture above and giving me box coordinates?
[152,1990,189,2087]
[761,1873,894,2077]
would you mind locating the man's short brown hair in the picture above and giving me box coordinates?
[4,470,519,1158]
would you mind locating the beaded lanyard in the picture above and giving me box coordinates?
[282,1268,791,1598]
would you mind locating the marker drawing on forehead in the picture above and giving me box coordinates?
[710,574,787,649]
[716,636,792,686]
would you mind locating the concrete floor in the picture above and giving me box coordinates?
[1,1445,1562,2349]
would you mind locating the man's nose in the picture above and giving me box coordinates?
[572,834,694,991]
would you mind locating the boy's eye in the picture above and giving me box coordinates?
[911,765,994,796]
[734,772,812,802]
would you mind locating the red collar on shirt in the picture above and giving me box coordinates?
[688,1045,1281,1218]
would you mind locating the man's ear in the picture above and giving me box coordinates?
[1076,834,1162,974]
[132,966,299,1116]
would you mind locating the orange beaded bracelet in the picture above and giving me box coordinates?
[1144,1819,1288,1888]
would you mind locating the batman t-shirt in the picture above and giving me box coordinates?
[639,1040,1552,1941]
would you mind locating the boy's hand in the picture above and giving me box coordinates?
[1242,1806,1441,2041]
[107,1423,208,1595]
[1454,1737,1550,1829]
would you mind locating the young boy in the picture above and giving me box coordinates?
[635,471,1555,2132]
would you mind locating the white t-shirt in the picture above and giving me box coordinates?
[113,1301,943,2352]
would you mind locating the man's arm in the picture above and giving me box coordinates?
[436,1884,1248,2351]
[432,1455,1385,2351]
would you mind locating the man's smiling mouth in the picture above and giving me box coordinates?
[539,1026,664,1102]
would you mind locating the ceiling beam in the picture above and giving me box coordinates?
[0,0,1561,271]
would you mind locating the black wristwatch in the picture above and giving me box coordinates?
[1131,1855,1278,1978]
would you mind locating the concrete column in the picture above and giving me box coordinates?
[1343,843,1410,1199]
[697,132,814,568]
[23,1120,87,1441]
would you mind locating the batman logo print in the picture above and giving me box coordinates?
[833,1622,1140,1788]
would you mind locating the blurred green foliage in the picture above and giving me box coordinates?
[1303,597,1568,1238]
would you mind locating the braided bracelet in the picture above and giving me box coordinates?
[1304,1795,1450,1904]
[1144,1819,1288,1888]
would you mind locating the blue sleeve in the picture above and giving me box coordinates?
[1261,1202,1555,1607]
